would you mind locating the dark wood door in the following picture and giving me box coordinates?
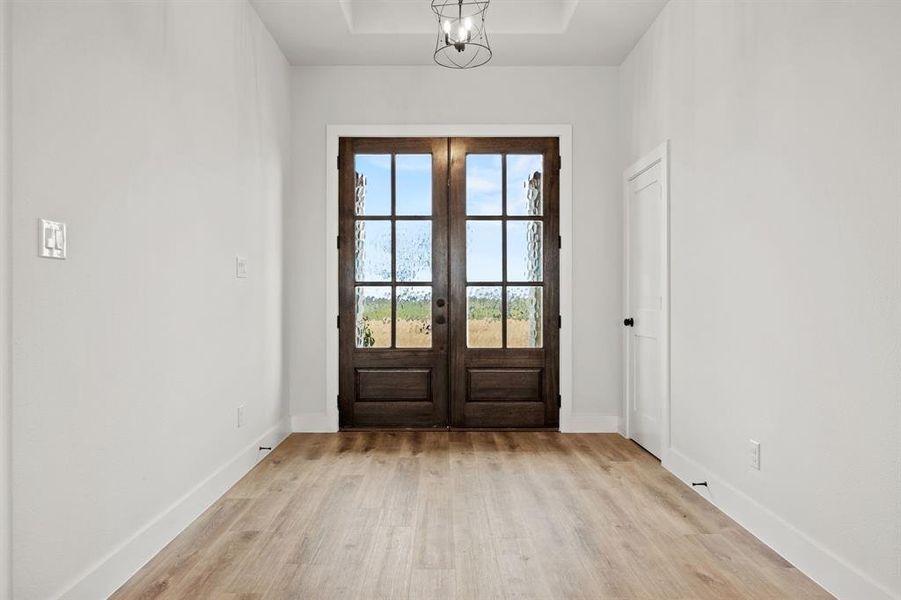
[338,137,559,429]
[338,138,449,428]
[448,138,560,428]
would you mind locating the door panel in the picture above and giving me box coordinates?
[467,368,543,402]
[339,137,559,429]
[339,138,449,428]
[449,138,560,428]
[626,162,665,456]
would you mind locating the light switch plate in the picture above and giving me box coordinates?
[38,218,67,259]
[236,256,248,278]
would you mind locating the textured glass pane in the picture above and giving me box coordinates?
[466,154,502,215]
[466,221,502,282]
[396,221,432,282]
[396,286,432,348]
[396,154,432,216]
[354,155,391,216]
[467,286,502,348]
[507,221,543,282]
[355,286,391,348]
[355,220,391,282]
[506,155,543,216]
[507,286,543,348]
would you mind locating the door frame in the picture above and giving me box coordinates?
[622,140,670,460]
[323,124,574,432]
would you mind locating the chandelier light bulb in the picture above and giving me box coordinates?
[432,0,492,68]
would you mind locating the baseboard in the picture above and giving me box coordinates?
[664,448,898,600]
[55,416,292,600]
[291,412,337,432]
[561,414,620,433]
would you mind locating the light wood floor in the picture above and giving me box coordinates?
[112,433,832,599]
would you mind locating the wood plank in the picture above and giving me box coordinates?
[113,433,834,600]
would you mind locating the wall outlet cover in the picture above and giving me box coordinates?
[750,439,761,470]
[236,255,248,278]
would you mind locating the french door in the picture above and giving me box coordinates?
[338,137,559,429]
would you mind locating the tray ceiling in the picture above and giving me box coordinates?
[250,0,667,66]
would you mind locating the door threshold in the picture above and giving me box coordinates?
[338,427,560,433]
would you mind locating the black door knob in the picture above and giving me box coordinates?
[435,315,446,325]
[623,318,634,327]
[436,298,446,308]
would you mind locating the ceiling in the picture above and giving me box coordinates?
[250,0,667,66]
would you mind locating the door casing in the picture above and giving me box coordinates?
[321,125,574,433]
[623,140,670,460]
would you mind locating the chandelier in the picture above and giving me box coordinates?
[431,0,492,69]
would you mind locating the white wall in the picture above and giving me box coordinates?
[0,0,11,598]
[10,1,291,598]
[620,2,901,598]
[288,66,622,426]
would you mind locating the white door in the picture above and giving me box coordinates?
[624,145,668,459]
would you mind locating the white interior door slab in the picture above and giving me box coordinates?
[624,144,668,459]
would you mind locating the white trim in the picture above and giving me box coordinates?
[622,141,670,460]
[324,124,574,432]
[564,415,620,433]
[0,1,12,597]
[292,412,336,433]
[664,448,899,600]
[53,418,292,600]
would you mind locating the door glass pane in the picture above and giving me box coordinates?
[354,155,391,216]
[506,220,543,282]
[355,286,391,348]
[507,286,542,348]
[466,154,502,215]
[396,154,432,216]
[396,286,432,348]
[467,286,502,348]
[466,221,502,281]
[396,221,432,282]
[355,220,392,281]
[506,154,543,216]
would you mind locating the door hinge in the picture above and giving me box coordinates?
[557,394,562,408]
[336,394,340,407]
[558,315,562,328]
[337,235,340,249]
[557,155,562,171]
[558,235,562,249]
[337,155,341,170]
[337,315,340,328]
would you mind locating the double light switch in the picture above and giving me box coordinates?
[39,218,67,259]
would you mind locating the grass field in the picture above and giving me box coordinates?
[359,318,541,348]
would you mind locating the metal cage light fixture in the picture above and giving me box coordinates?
[431,0,491,69]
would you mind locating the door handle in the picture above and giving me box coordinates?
[436,298,446,308]
[435,315,446,325]
[623,318,634,327]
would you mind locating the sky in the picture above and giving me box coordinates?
[354,152,543,285]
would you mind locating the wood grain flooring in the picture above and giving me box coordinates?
[111,433,833,600]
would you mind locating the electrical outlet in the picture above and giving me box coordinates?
[237,405,245,428]
[750,440,761,470]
